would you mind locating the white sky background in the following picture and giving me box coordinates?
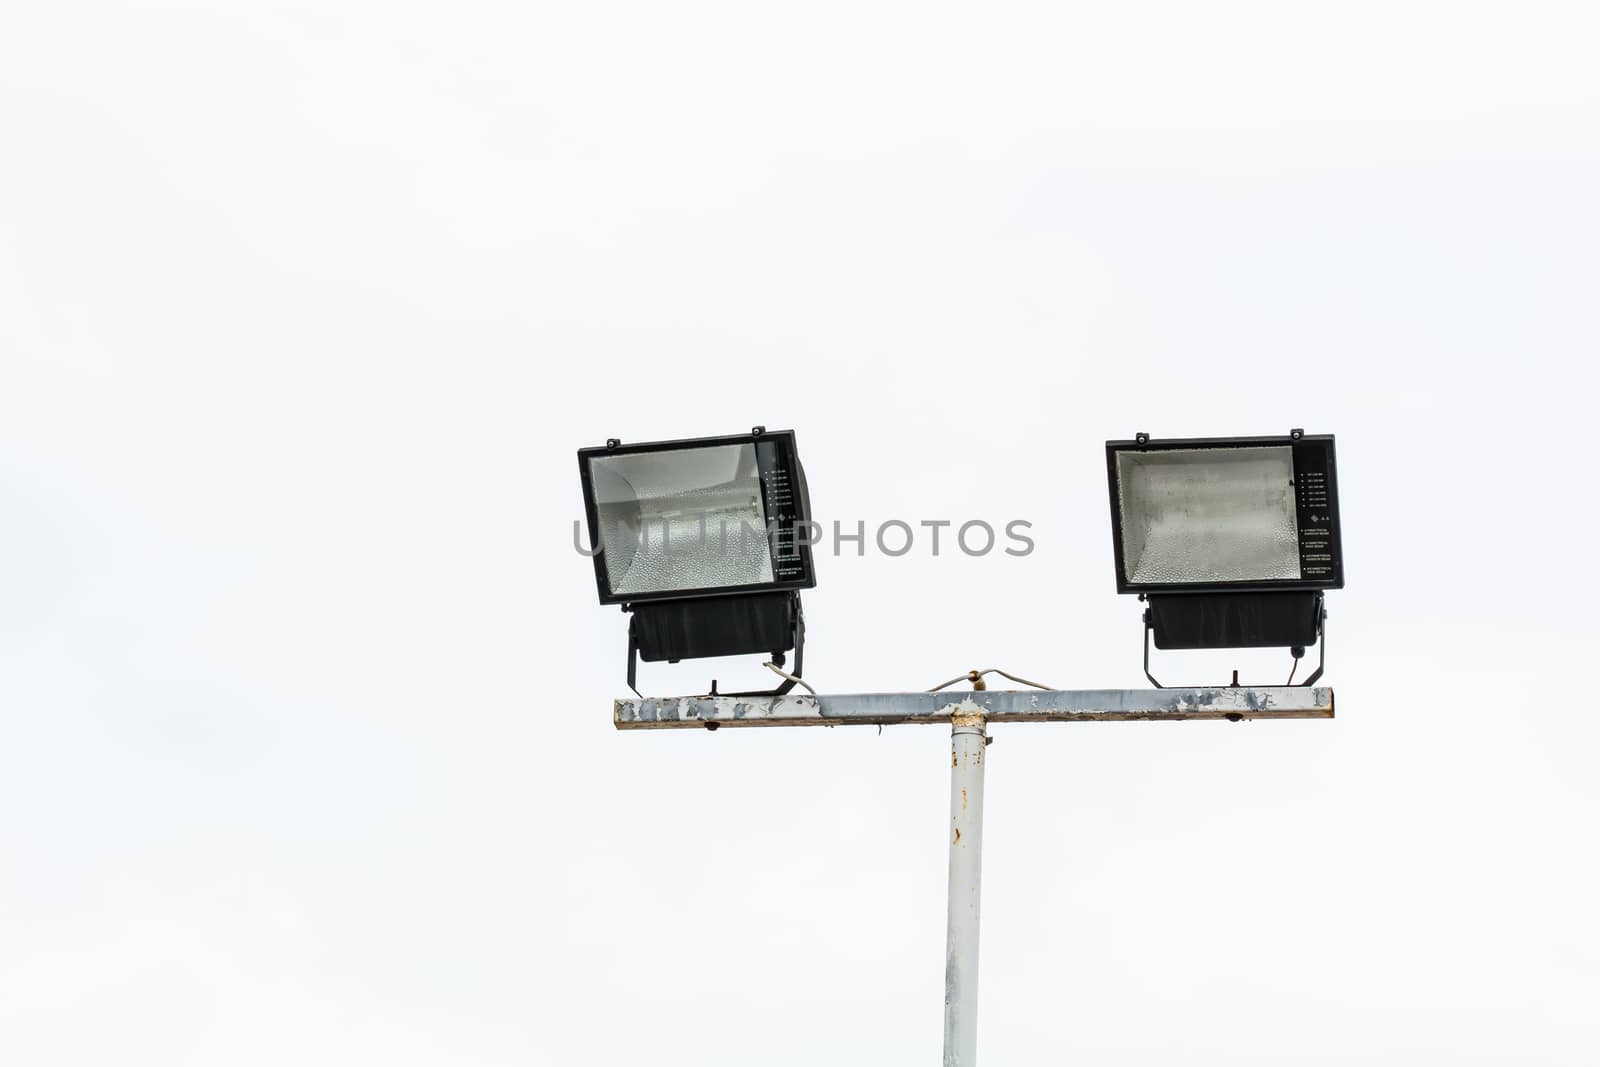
[3,2,1598,1063]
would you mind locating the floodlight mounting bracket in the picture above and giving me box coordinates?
[625,597,806,700]
[1142,604,1326,689]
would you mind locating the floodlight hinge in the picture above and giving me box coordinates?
[1290,427,1304,440]
[1299,607,1327,687]
[1141,613,1160,687]
[606,438,621,449]
[1135,432,1150,446]
[751,425,766,435]
[626,624,642,698]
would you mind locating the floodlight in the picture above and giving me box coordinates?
[578,427,815,696]
[1105,429,1343,685]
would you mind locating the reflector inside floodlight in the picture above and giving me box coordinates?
[1116,446,1300,585]
[590,443,772,597]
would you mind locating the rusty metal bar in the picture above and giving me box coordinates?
[613,686,1334,729]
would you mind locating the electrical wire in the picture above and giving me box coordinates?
[986,668,1056,691]
[1286,658,1299,686]
[928,668,1057,693]
[927,674,975,693]
[763,661,816,696]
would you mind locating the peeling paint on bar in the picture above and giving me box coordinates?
[614,687,1334,728]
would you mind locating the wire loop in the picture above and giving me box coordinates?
[927,668,1056,693]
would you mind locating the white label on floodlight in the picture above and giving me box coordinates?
[590,443,775,596]
[1117,446,1301,584]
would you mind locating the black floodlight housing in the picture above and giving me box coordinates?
[1105,429,1343,687]
[578,427,815,697]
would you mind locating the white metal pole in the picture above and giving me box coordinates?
[943,714,986,1066]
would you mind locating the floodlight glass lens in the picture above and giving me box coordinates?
[1117,446,1300,584]
[590,444,773,596]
